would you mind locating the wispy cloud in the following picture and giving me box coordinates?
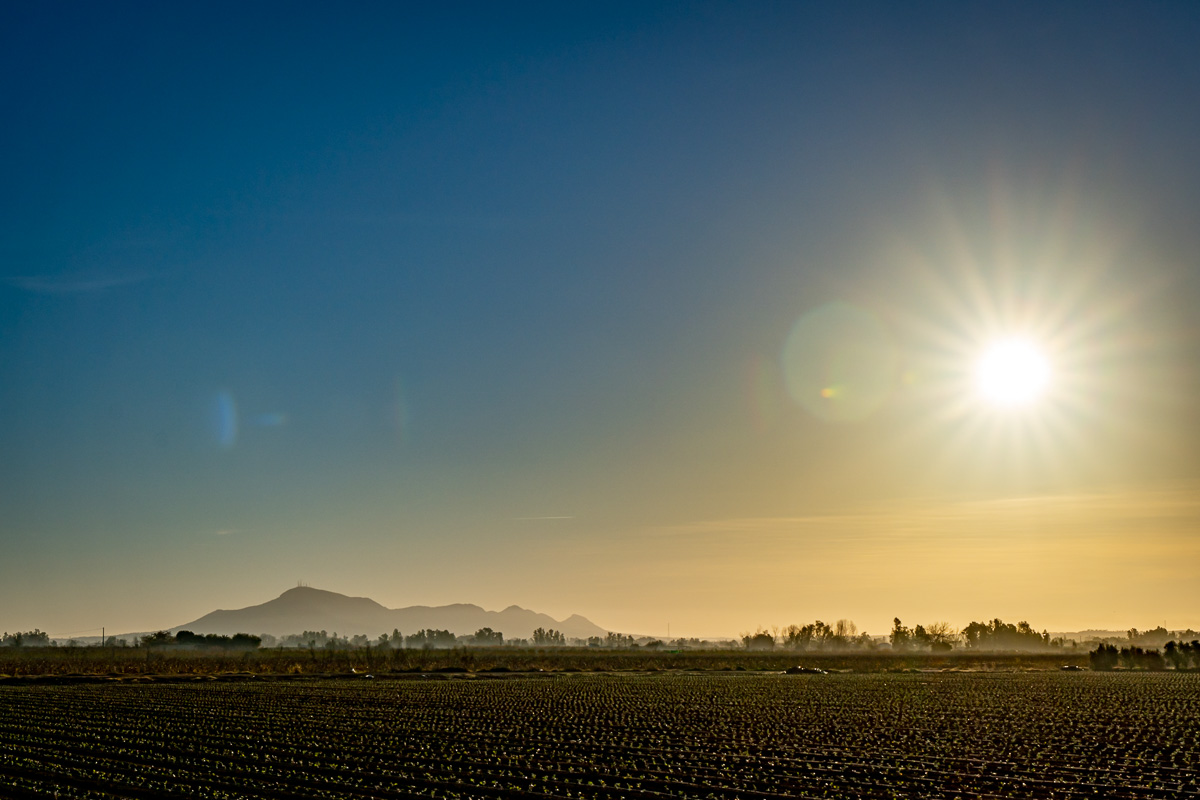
[5,271,153,294]
[647,481,1200,544]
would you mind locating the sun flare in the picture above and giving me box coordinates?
[974,339,1051,408]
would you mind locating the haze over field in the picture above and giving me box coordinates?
[3,4,1199,640]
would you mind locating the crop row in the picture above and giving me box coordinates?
[2,673,1198,798]
[0,645,1094,677]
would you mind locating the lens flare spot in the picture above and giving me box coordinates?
[782,302,897,422]
[211,391,238,448]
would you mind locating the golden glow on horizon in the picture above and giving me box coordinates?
[623,481,1200,634]
[974,339,1051,408]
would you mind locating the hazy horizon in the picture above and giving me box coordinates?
[65,574,1200,643]
[4,4,1199,640]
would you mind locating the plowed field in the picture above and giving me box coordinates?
[2,672,1197,798]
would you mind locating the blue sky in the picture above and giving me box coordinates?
[3,2,1199,638]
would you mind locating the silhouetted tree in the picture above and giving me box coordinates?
[140,631,174,647]
[1090,643,1119,670]
[1164,641,1186,670]
[925,621,957,650]
[1119,645,1165,671]
[961,619,1052,651]
[153,631,260,649]
[471,627,503,646]
[1126,626,1174,647]
[605,632,635,648]
[782,624,811,650]
[780,620,869,651]
[532,628,565,646]
[828,619,855,646]
[742,629,775,650]
[890,618,912,651]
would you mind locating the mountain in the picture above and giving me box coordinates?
[173,587,609,641]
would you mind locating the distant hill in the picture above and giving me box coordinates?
[1054,628,1199,645]
[172,587,609,641]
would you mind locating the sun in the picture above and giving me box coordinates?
[974,339,1051,408]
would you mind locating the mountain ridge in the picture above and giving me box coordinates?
[172,587,609,640]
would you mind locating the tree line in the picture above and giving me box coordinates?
[270,626,577,650]
[1089,640,1200,671]
[140,631,262,649]
[1,630,51,647]
[740,618,1077,652]
[0,626,608,650]
[9,620,1198,655]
